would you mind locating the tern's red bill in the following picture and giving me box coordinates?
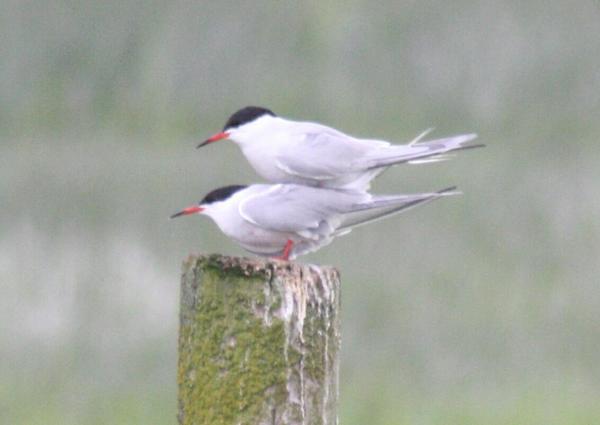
[170,205,204,219]
[197,132,229,148]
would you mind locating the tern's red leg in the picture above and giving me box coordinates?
[275,239,293,261]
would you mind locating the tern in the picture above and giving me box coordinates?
[198,106,482,191]
[170,184,458,260]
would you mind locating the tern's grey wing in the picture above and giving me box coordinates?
[274,126,390,180]
[358,134,480,169]
[337,187,459,232]
[239,184,367,233]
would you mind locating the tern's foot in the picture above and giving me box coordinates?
[273,239,293,261]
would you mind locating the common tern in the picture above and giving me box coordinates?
[171,184,458,260]
[198,106,481,191]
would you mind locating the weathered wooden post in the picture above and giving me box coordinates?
[178,254,341,425]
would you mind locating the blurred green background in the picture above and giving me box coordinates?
[2,1,600,424]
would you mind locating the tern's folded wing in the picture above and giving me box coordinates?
[358,134,480,169]
[274,128,389,180]
[338,187,459,232]
[238,184,367,233]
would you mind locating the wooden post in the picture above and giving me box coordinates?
[178,254,341,425]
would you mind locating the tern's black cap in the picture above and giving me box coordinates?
[223,106,275,131]
[200,185,247,205]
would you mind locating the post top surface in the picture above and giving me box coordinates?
[183,253,339,278]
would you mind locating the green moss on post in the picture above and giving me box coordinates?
[178,254,341,425]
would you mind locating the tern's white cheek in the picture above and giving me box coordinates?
[228,128,252,146]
